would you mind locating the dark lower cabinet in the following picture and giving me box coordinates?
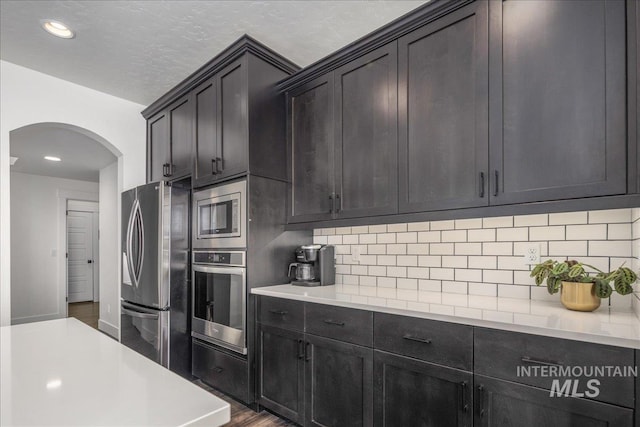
[258,325,305,424]
[474,375,633,427]
[192,338,249,403]
[373,350,472,427]
[305,334,373,427]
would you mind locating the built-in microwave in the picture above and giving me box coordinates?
[192,180,246,249]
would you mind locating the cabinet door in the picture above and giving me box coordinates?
[258,325,305,424]
[147,111,169,182]
[216,58,248,180]
[305,334,373,427]
[334,43,398,218]
[475,375,633,427]
[374,350,472,427]
[167,95,193,179]
[193,77,218,185]
[489,0,626,204]
[288,74,335,223]
[398,1,489,213]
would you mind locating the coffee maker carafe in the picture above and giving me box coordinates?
[288,245,335,286]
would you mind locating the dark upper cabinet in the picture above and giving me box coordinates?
[489,0,627,204]
[288,43,398,223]
[475,375,633,427]
[144,36,297,186]
[334,44,398,218]
[147,111,169,183]
[147,95,193,182]
[288,74,335,223]
[305,334,373,427]
[193,59,248,186]
[399,0,489,213]
[374,350,472,427]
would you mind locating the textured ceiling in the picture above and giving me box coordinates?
[10,124,117,182]
[0,0,426,106]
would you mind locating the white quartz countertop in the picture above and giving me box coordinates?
[252,284,640,350]
[0,318,230,426]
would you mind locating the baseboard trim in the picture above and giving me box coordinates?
[98,319,119,340]
[11,313,61,325]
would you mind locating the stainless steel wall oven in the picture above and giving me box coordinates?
[191,250,247,354]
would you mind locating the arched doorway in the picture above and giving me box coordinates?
[9,122,122,330]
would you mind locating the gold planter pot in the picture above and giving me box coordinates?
[560,281,601,312]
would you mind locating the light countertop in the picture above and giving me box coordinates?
[252,284,640,350]
[1,318,230,426]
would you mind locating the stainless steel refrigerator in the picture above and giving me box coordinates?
[120,180,191,378]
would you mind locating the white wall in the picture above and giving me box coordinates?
[10,172,98,324]
[0,60,147,326]
[99,162,120,338]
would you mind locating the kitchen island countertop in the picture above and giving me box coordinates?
[252,284,640,349]
[0,318,230,426]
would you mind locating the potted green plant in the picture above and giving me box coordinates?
[530,260,637,312]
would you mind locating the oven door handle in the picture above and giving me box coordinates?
[192,265,246,276]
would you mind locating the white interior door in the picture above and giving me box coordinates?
[67,211,94,303]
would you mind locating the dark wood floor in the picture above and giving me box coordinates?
[193,380,295,427]
[68,301,99,329]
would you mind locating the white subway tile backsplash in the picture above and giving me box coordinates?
[407,221,430,231]
[513,214,548,227]
[429,304,455,315]
[419,279,442,292]
[442,230,467,242]
[454,243,482,255]
[530,286,557,302]
[418,256,442,267]
[397,289,419,301]
[548,241,588,257]
[455,218,483,229]
[430,243,455,255]
[368,224,387,233]
[443,256,468,268]
[589,209,631,224]
[548,211,588,225]
[430,220,455,230]
[608,223,632,240]
[589,241,632,257]
[498,284,530,299]
[468,229,496,242]
[468,282,497,296]
[483,270,514,284]
[386,244,407,255]
[387,223,408,232]
[483,242,513,256]
[377,233,396,244]
[496,227,528,242]
[417,231,441,243]
[455,269,482,282]
[397,232,418,243]
[468,256,498,269]
[397,256,418,267]
[483,216,513,228]
[317,208,634,301]
[565,224,607,241]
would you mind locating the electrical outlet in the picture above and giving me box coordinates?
[107,304,111,314]
[523,243,540,265]
[352,245,361,263]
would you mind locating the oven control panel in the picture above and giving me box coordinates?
[193,251,245,267]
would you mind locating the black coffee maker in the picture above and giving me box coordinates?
[288,245,335,286]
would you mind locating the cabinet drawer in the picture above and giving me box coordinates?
[374,312,472,371]
[192,339,249,403]
[305,303,373,347]
[474,328,635,408]
[258,296,304,332]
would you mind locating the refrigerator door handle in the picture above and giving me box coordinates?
[125,200,138,288]
[121,307,159,320]
[134,202,144,286]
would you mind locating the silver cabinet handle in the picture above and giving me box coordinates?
[521,356,562,368]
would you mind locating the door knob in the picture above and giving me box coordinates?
[87,260,93,264]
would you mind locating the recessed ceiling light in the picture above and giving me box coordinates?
[44,156,62,162]
[41,19,75,39]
